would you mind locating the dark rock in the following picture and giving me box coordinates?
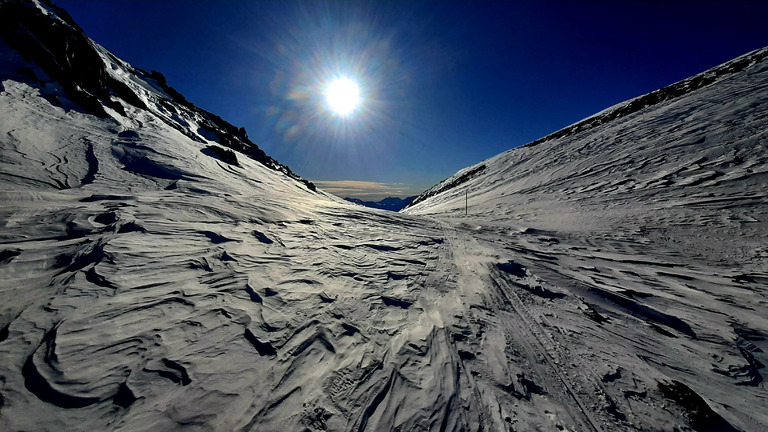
[117,221,146,234]
[0,0,318,193]
[245,285,263,303]
[252,230,273,244]
[602,367,622,383]
[319,292,336,303]
[341,323,359,336]
[0,323,9,342]
[583,302,609,324]
[107,76,147,110]
[458,349,476,360]
[0,0,110,117]
[149,70,167,85]
[200,230,236,244]
[522,50,768,151]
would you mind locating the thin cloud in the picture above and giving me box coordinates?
[313,180,414,200]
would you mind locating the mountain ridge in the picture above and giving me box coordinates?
[405,45,768,210]
[344,196,416,211]
[0,0,316,192]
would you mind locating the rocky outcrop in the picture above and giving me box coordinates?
[0,0,315,192]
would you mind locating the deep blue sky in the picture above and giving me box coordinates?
[57,0,768,199]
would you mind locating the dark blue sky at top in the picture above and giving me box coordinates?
[56,0,768,198]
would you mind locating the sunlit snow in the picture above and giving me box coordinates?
[1,2,768,431]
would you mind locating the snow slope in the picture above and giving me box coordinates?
[405,46,768,430]
[1,0,767,431]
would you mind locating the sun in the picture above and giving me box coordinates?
[323,77,362,116]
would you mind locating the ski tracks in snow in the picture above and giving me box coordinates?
[436,219,607,431]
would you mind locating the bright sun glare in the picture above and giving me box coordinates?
[323,77,361,116]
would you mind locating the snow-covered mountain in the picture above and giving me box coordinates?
[1,0,767,431]
[345,196,416,212]
[403,45,768,430]
[0,0,315,193]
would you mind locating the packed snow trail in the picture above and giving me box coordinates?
[421,216,763,431]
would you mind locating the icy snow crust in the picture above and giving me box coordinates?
[1,1,767,431]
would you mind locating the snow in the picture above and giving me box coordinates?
[404,46,768,431]
[1,2,767,430]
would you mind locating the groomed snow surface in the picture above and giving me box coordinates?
[1,4,768,430]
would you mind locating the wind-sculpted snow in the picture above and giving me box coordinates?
[405,46,768,431]
[0,75,475,430]
[2,1,768,430]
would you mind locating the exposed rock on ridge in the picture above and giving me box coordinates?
[0,0,315,191]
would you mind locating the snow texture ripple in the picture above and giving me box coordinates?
[1,1,768,431]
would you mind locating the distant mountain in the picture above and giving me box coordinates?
[345,196,416,211]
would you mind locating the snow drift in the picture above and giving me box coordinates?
[1,0,767,431]
[404,44,768,431]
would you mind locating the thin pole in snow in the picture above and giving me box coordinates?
[465,190,468,215]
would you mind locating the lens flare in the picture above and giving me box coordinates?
[259,2,414,149]
[323,77,362,116]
